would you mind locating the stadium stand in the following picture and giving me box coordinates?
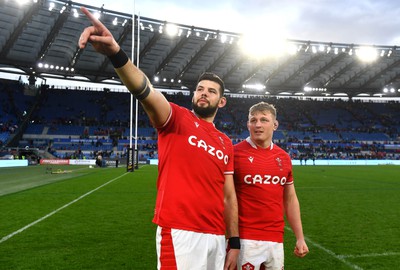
[1,78,399,162]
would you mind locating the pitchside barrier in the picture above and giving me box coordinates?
[0,160,28,168]
[145,159,400,166]
[1,159,400,168]
[292,159,400,165]
[40,159,121,167]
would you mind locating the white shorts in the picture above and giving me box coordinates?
[156,226,226,270]
[238,239,284,270]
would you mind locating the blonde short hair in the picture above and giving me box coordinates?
[248,102,277,119]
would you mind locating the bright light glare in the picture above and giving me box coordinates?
[287,44,298,55]
[166,24,178,36]
[243,83,265,90]
[73,9,79,18]
[17,0,30,5]
[357,47,378,62]
[239,31,288,59]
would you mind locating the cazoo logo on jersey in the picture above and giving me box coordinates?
[244,174,287,185]
[188,135,229,165]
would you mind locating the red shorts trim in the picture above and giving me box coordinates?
[160,227,177,269]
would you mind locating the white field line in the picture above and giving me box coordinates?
[285,227,364,270]
[338,252,400,259]
[0,172,129,244]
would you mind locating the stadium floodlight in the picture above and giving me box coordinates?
[220,34,227,43]
[166,23,178,36]
[356,46,378,62]
[239,31,288,59]
[48,2,54,11]
[73,8,79,18]
[312,46,317,54]
[243,83,266,91]
[16,0,31,5]
[286,43,298,55]
[333,93,348,97]
[334,47,339,54]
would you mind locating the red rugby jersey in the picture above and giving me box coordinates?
[234,137,293,243]
[152,103,234,235]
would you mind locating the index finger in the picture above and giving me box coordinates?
[80,6,102,27]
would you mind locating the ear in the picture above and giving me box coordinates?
[273,120,279,130]
[218,97,227,108]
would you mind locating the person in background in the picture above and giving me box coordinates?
[78,7,239,270]
[234,102,308,270]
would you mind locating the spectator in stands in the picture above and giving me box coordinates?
[79,7,239,270]
[234,102,308,269]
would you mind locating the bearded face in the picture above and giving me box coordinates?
[192,98,219,118]
[191,79,226,120]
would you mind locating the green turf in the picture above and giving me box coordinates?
[0,165,399,269]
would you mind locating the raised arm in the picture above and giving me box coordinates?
[78,7,170,127]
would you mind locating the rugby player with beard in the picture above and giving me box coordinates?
[78,7,239,270]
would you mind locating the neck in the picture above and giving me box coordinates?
[252,138,272,149]
[193,110,216,123]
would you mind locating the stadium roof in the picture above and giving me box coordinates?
[1,0,400,98]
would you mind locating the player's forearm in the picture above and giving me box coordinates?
[110,50,150,97]
[285,200,305,241]
[224,189,239,238]
[223,175,239,238]
[111,50,171,127]
[224,201,239,238]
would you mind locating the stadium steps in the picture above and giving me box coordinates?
[42,126,49,135]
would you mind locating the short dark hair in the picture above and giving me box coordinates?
[197,72,225,96]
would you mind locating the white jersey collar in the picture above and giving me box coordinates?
[245,136,274,150]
